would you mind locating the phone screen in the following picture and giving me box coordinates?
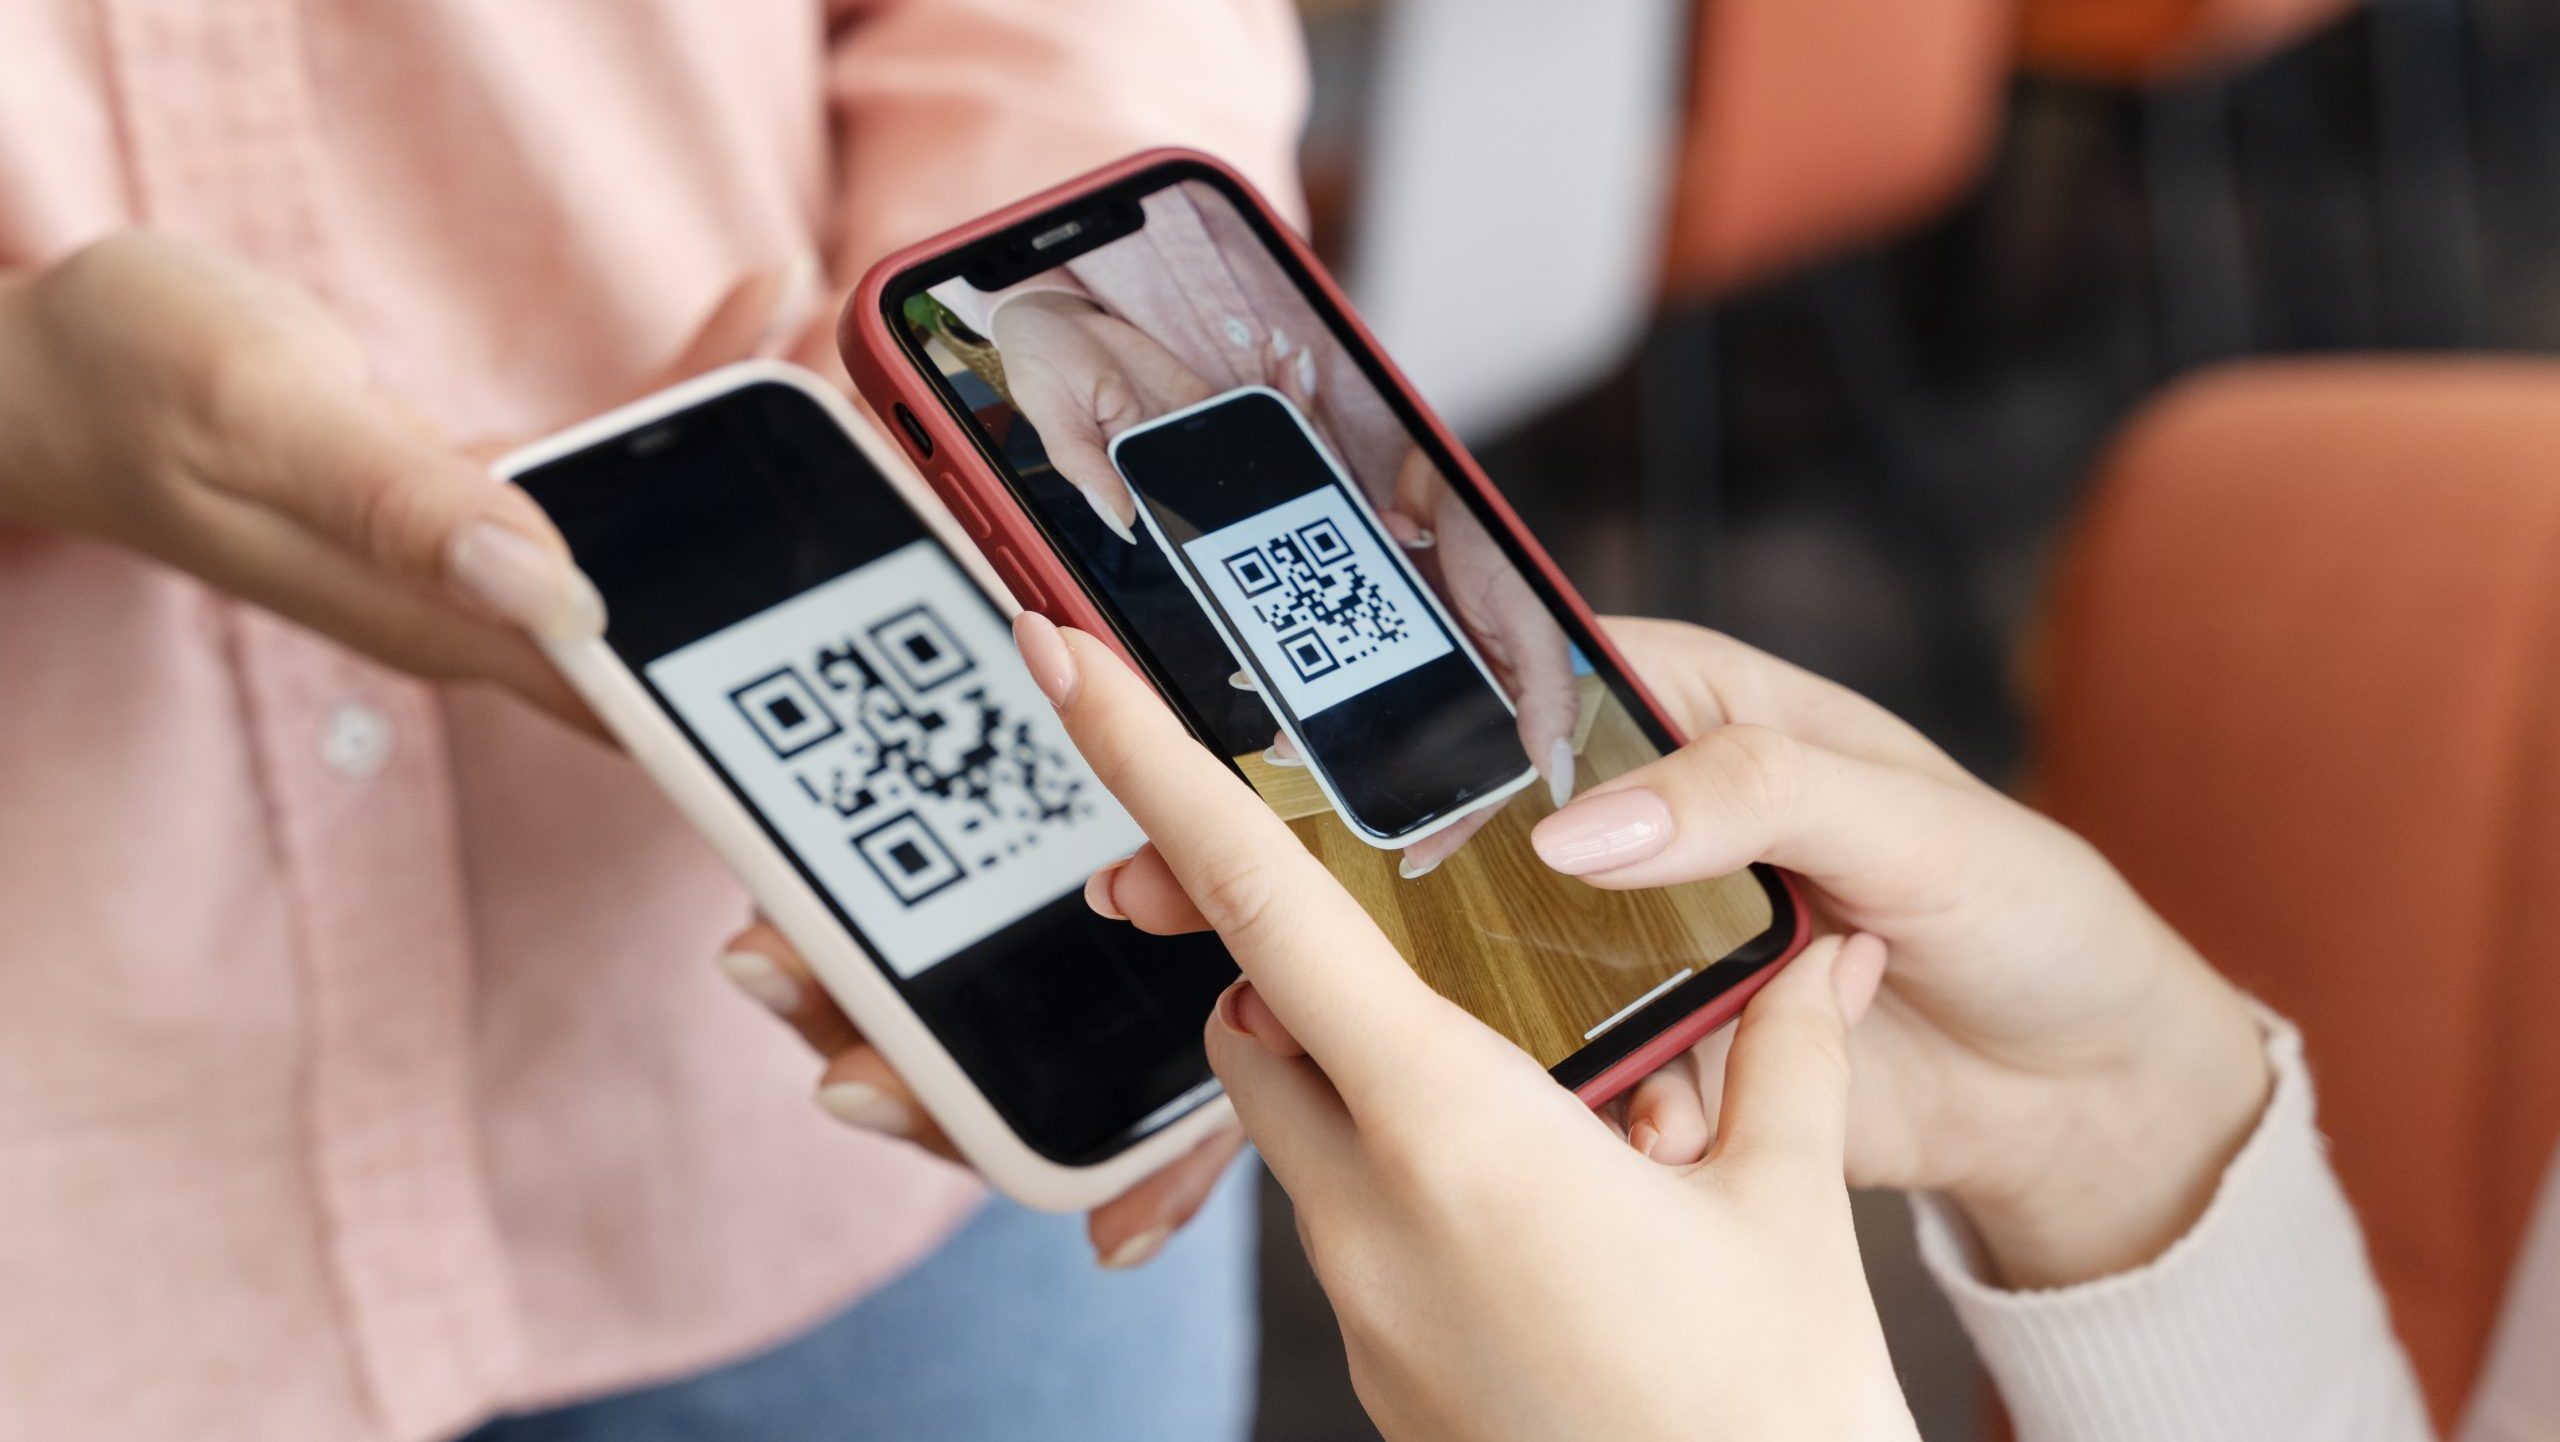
[882,162,1793,1085]
[1117,388,1534,845]
[516,379,1232,1165]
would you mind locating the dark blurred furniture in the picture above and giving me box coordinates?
[2042,357,2560,1431]
[1648,0,2014,753]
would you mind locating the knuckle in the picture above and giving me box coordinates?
[1693,723,1804,829]
[187,325,310,442]
[1184,852,1287,947]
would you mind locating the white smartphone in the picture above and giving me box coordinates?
[498,361,1233,1211]
[1111,387,1537,849]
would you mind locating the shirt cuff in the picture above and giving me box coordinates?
[1912,1011,2434,1442]
[928,272,1096,344]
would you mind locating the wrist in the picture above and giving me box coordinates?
[1952,961,2273,1290]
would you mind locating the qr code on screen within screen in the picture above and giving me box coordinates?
[726,602,1089,908]
[1223,516,1408,683]
[1184,487,1455,720]
[647,541,1142,977]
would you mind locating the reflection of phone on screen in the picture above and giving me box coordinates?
[497,362,1233,1210]
[846,151,1809,1105]
[1112,387,1535,849]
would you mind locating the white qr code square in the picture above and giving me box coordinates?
[1184,487,1454,720]
[648,540,1142,977]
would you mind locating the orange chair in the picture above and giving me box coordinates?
[2040,358,2560,1428]
[2018,0,2360,80]
[1662,0,2013,300]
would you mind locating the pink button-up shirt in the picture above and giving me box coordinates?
[0,5,1303,1439]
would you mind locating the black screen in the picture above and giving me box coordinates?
[517,380,1232,1165]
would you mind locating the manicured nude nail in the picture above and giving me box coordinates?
[1834,933,1888,1026]
[1543,739,1577,807]
[1078,484,1137,544]
[1399,528,1436,550]
[1228,669,1256,692]
[754,248,825,358]
[816,1081,916,1136]
[1531,790,1674,875]
[1101,1225,1169,1270]
[1295,348,1319,399]
[1397,850,1442,881]
[716,950,802,1016]
[1261,742,1304,769]
[1085,863,1128,921]
[1013,612,1078,708]
[449,521,606,640]
[1629,1120,1661,1160]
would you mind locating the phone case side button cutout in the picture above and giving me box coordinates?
[935,473,992,538]
[988,545,1050,613]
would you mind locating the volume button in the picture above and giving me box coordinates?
[935,473,993,538]
[988,545,1050,613]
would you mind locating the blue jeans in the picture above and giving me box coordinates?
[463,1166,1257,1442]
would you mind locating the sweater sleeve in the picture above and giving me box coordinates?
[1913,1014,2437,1442]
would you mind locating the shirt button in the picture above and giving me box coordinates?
[320,701,395,781]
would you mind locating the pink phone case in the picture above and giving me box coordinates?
[841,148,1812,1107]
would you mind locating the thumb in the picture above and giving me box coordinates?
[1704,933,1884,1183]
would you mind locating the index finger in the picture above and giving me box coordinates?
[1020,614,1482,1113]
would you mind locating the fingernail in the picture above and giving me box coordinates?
[1629,1120,1661,1160]
[1261,742,1304,769]
[817,1081,916,1136]
[1085,862,1128,921]
[1531,789,1673,875]
[1228,669,1256,692]
[1397,851,1441,881]
[1543,738,1577,807]
[449,521,606,640]
[754,247,825,358]
[1013,612,1078,708]
[1101,1225,1169,1270]
[1834,933,1888,1026]
[1079,484,1137,544]
[1214,981,1259,1040]
[1400,528,1436,550]
[1270,327,1291,357]
[716,950,803,1015]
[1295,348,1319,399]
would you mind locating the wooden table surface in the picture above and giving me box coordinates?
[1239,677,1772,1066]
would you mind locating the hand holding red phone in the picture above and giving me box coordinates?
[1551,620,2273,1289]
[1021,612,1919,1442]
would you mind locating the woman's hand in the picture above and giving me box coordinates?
[988,291,1214,541]
[0,231,809,728]
[1385,448,1583,877]
[709,918,1245,1271]
[1543,619,2272,1288]
[1018,612,1920,1442]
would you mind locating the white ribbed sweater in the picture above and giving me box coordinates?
[1911,1018,2560,1442]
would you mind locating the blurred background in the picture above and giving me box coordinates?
[1255,0,2560,1436]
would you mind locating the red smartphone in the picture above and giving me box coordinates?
[844,150,1808,1103]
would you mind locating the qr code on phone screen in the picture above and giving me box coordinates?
[1185,488,1454,720]
[649,541,1141,977]
[729,602,1089,907]
[1221,515,1410,683]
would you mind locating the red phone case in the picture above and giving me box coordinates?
[841,148,1812,1106]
